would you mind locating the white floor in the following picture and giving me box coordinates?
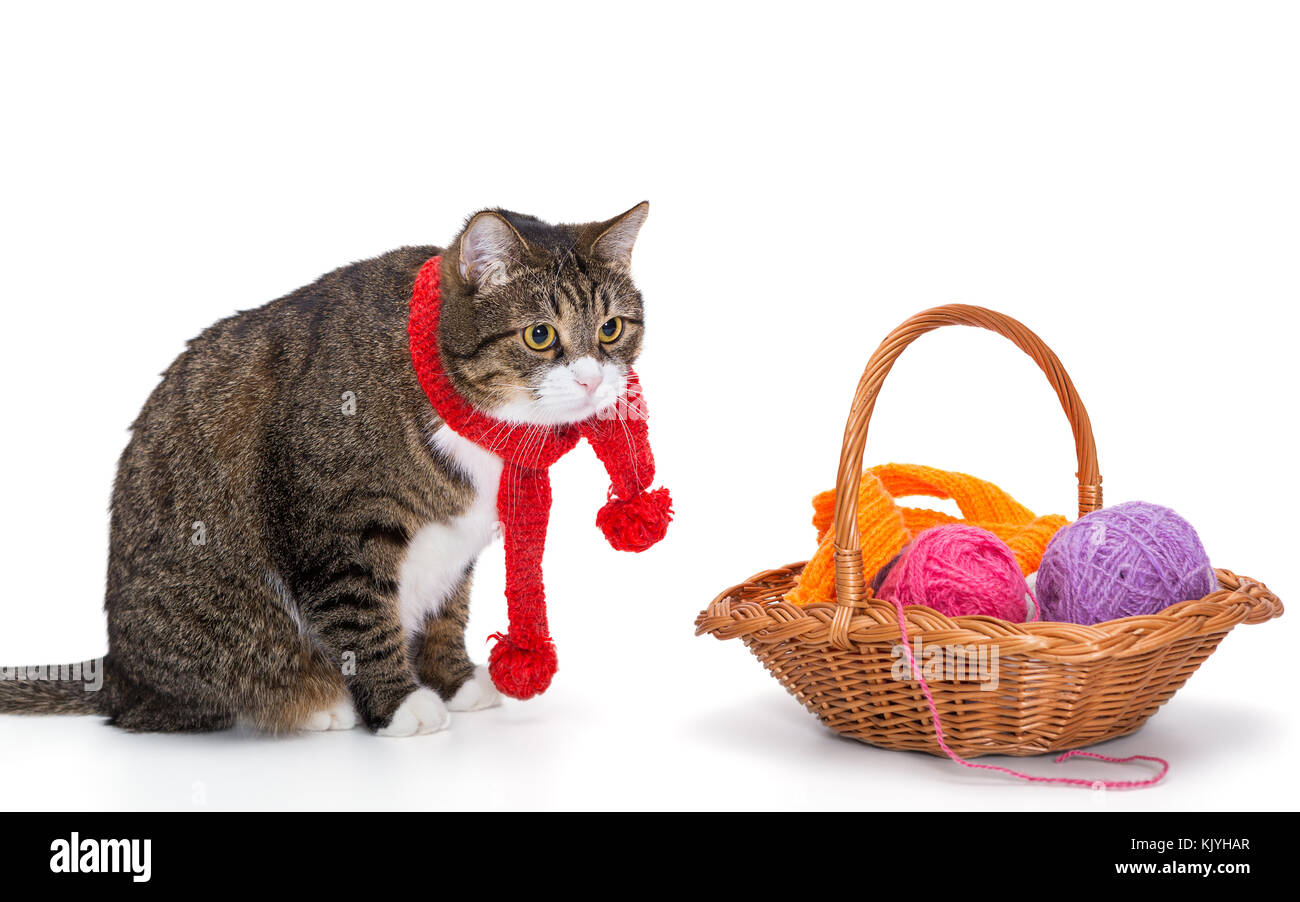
[1,632,1290,811]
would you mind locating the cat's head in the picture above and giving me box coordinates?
[436,203,649,426]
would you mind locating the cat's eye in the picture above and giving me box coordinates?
[523,323,558,351]
[598,317,624,344]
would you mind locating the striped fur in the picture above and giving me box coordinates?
[0,204,650,733]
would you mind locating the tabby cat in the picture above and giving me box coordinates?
[0,203,650,736]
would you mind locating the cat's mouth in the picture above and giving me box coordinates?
[493,360,626,427]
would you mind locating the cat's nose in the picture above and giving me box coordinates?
[571,358,603,395]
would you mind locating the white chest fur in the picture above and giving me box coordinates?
[396,425,503,635]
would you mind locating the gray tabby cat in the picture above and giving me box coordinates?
[0,203,650,735]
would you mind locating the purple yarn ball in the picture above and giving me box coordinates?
[1036,501,1217,625]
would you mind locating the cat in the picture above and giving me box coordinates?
[0,202,650,736]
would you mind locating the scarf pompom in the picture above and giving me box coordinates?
[597,487,674,552]
[488,633,558,700]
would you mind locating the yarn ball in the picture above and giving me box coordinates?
[1036,501,1217,625]
[876,524,1033,622]
[597,487,674,552]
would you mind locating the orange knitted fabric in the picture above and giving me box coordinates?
[787,463,1067,606]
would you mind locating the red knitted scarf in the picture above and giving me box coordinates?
[408,257,672,699]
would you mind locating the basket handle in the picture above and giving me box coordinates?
[829,305,1101,649]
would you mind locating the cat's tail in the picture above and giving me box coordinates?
[0,659,107,715]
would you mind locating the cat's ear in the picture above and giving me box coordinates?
[458,211,528,288]
[589,201,649,270]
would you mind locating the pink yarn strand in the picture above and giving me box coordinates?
[889,597,1168,790]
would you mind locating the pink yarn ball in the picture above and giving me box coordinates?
[877,524,1033,622]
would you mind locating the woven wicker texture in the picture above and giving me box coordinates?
[696,305,1283,757]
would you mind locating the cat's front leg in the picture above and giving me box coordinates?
[292,547,449,737]
[411,569,502,712]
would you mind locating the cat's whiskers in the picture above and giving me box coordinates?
[613,408,643,490]
[483,420,526,457]
[505,422,547,521]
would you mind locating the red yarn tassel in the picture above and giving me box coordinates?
[489,464,559,699]
[583,373,673,554]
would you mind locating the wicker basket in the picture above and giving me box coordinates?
[696,305,1283,758]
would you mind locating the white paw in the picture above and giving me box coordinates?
[377,687,450,737]
[302,697,358,732]
[447,665,502,712]
[302,709,333,731]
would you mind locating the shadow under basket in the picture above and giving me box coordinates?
[695,305,1284,758]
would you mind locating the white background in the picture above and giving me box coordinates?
[0,1,1296,811]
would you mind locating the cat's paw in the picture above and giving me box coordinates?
[301,697,358,732]
[447,665,502,712]
[377,687,450,737]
